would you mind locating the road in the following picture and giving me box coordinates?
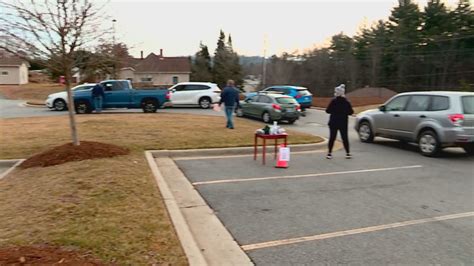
[2,99,473,264]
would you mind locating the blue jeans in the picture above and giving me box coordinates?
[225,105,235,128]
[94,96,103,113]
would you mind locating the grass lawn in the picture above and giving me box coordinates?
[0,83,66,104]
[0,113,322,264]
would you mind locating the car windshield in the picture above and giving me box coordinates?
[462,96,474,114]
[297,89,311,96]
[276,97,298,104]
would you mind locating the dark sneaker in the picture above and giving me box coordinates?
[346,153,352,159]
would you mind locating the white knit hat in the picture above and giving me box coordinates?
[334,84,345,97]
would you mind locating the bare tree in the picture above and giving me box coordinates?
[0,0,108,146]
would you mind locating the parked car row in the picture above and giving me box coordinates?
[355,91,474,156]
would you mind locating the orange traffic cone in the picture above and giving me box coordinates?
[275,144,289,168]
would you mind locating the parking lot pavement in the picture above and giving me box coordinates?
[175,140,474,264]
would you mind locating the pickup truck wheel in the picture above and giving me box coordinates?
[53,99,67,111]
[142,100,158,113]
[199,97,211,109]
[75,101,92,114]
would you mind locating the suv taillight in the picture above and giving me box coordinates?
[166,91,171,100]
[295,95,302,99]
[272,104,281,110]
[448,114,464,126]
[296,105,301,111]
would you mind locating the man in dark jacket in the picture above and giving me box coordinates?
[219,80,240,129]
[325,84,354,159]
[91,83,105,113]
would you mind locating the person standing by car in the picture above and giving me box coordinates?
[219,80,240,129]
[91,83,105,113]
[326,84,354,159]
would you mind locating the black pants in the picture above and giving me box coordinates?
[328,124,350,154]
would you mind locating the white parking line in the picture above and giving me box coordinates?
[192,165,423,186]
[241,212,474,251]
[173,150,325,161]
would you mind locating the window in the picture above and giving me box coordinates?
[276,97,298,104]
[173,85,186,91]
[1,71,8,75]
[297,88,311,96]
[246,95,258,102]
[185,85,210,91]
[172,76,179,84]
[405,95,430,111]
[385,96,410,111]
[257,95,272,103]
[140,77,152,83]
[430,96,449,111]
[102,81,126,91]
[73,85,93,91]
[462,96,474,114]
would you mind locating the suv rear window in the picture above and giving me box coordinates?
[297,89,311,96]
[462,96,474,114]
[276,97,298,104]
[430,96,449,111]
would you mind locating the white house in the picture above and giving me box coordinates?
[0,57,30,85]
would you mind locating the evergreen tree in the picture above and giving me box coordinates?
[191,42,212,82]
[212,30,243,87]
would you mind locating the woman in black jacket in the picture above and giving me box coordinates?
[325,84,354,159]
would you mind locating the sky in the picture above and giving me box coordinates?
[104,0,459,58]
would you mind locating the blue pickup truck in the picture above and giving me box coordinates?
[73,80,170,114]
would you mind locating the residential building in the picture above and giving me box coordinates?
[0,56,30,85]
[119,49,190,86]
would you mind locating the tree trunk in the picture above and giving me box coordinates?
[65,68,80,146]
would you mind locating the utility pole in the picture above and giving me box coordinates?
[112,19,117,45]
[262,34,267,88]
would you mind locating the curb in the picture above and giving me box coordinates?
[145,151,253,266]
[0,159,24,180]
[23,102,46,108]
[150,139,328,158]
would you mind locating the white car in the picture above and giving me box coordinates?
[168,82,221,109]
[45,83,95,111]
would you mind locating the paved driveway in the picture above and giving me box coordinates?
[175,139,472,264]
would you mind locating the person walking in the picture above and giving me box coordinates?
[91,83,105,113]
[325,84,354,159]
[219,80,240,129]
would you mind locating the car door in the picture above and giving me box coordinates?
[400,95,431,140]
[169,85,187,105]
[242,95,258,116]
[255,95,272,117]
[102,81,130,108]
[376,95,410,137]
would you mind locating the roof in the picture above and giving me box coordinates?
[267,85,308,90]
[0,56,29,67]
[397,91,474,96]
[122,53,190,73]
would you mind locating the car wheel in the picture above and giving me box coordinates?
[288,119,296,124]
[358,121,374,143]
[418,130,440,157]
[236,107,244,117]
[462,144,474,155]
[75,101,91,114]
[142,100,158,113]
[53,99,67,111]
[199,97,211,109]
[262,112,272,123]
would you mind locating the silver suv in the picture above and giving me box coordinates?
[355,91,474,156]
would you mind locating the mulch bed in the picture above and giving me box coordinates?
[20,141,129,169]
[0,246,105,265]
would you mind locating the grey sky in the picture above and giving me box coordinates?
[106,0,458,57]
